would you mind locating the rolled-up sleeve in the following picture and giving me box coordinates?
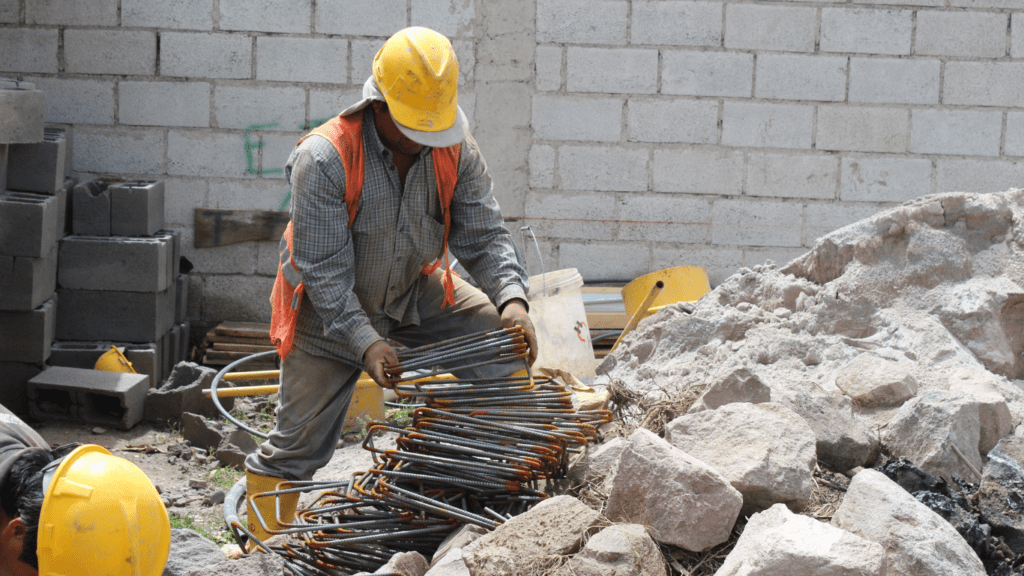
[287,138,382,360]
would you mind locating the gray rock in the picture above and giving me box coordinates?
[687,367,771,414]
[146,362,231,425]
[775,380,876,471]
[424,548,470,576]
[376,551,428,576]
[716,503,885,576]
[550,524,666,576]
[604,428,742,552]
[185,552,284,576]
[430,524,486,567]
[163,529,227,576]
[832,469,985,576]
[665,402,817,513]
[881,389,982,482]
[567,436,626,488]
[835,353,918,408]
[181,412,226,451]
[205,490,226,506]
[949,368,1013,454]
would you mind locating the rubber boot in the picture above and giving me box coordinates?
[245,471,298,551]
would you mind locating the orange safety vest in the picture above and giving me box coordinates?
[269,112,461,359]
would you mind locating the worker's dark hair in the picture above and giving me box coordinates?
[0,448,54,570]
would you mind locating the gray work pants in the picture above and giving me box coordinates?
[244,274,523,481]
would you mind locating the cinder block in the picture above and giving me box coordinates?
[122,0,213,29]
[755,54,847,102]
[819,8,912,55]
[21,77,115,125]
[143,361,227,425]
[0,144,6,192]
[201,274,274,323]
[256,37,347,84]
[110,180,165,237]
[178,321,190,363]
[662,51,753,97]
[55,287,173,343]
[26,0,116,25]
[816,106,909,153]
[0,89,45,144]
[64,29,156,76]
[566,47,658,94]
[558,145,648,192]
[627,98,718,144]
[557,242,650,282]
[909,109,1002,157]
[167,129,253,178]
[0,245,57,311]
[409,0,474,38]
[60,178,74,236]
[1014,14,1024,59]
[0,189,65,257]
[849,57,940,105]
[746,153,839,200]
[175,274,189,324]
[316,0,404,35]
[915,11,1006,58]
[160,32,251,79]
[724,4,816,52]
[71,127,165,175]
[124,343,163,388]
[804,203,884,245]
[523,191,617,240]
[721,102,814,149]
[220,0,310,33]
[537,0,627,44]
[0,362,43,416]
[0,1,17,22]
[652,148,745,195]
[28,366,149,429]
[535,46,562,92]
[711,199,803,247]
[0,29,59,74]
[119,81,210,128]
[840,157,933,202]
[259,133,301,179]
[160,329,174,385]
[529,144,555,189]
[49,340,162,388]
[71,178,111,236]
[944,62,1024,108]
[58,235,172,292]
[1005,112,1024,157]
[169,325,182,377]
[213,85,306,131]
[618,195,710,243]
[936,158,1024,194]
[631,0,721,46]
[7,128,66,194]
[0,297,55,362]
[532,95,623,142]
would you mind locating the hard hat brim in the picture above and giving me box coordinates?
[393,104,468,148]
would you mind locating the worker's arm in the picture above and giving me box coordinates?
[286,137,383,363]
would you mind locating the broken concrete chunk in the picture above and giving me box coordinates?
[550,524,666,576]
[686,367,771,414]
[604,428,742,552]
[184,551,284,576]
[881,389,982,482]
[424,548,470,576]
[948,368,1013,454]
[430,524,486,567]
[716,503,885,576]
[835,353,918,407]
[182,412,226,452]
[832,469,986,576]
[375,551,429,576]
[567,436,626,488]
[774,380,876,472]
[665,402,817,514]
[461,495,603,576]
[146,361,230,425]
[162,529,227,576]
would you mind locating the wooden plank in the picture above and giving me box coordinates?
[205,331,274,346]
[194,208,289,248]
[581,286,624,295]
[202,356,277,370]
[215,321,271,339]
[586,311,628,330]
[212,343,277,353]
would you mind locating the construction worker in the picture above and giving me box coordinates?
[0,403,170,576]
[250,26,537,543]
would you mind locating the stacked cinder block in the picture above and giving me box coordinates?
[0,79,62,415]
[49,178,189,397]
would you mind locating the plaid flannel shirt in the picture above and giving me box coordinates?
[285,109,529,367]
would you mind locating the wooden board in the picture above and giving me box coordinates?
[202,356,277,370]
[586,311,629,330]
[205,331,274,346]
[215,321,271,339]
[194,208,289,248]
[211,343,277,353]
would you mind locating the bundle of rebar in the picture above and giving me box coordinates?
[230,326,612,576]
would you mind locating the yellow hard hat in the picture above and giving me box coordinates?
[36,445,170,576]
[372,27,467,147]
[94,345,136,373]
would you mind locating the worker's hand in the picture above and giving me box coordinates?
[364,340,399,389]
[501,299,538,366]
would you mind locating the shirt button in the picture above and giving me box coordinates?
[390,286,396,292]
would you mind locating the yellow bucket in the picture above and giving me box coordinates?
[342,374,385,431]
[621,266,711,320]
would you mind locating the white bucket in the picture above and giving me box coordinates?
[527,268,595,378]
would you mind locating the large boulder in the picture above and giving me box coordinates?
[461,495,603,576]
[832,469,986,576]
[665,402,817,513]
[774,380,876,472]
[881,390,982,481]
[932,278,1024,380]
[567,436,626,488]
[162,529,227,576]
[686,367,771,414]
[550,524,666,576]
[834,353,918,408]
[716,503,885,576]
[604,428,742,552]
[948,368,1013,454]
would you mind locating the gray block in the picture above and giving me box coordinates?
[110,180,164,236]
[0,189,65,257]
[154,230,177,291]
[174,274,188,323]
[48,340,163,390]
[28,366,149,429]
[0,362,44,416]
[0,296,55,362]
[144,362,232,429]
[60,178,75,236]
[124,343,163,388]
[160,328,173,385]
[0,243,57,311]
[55,287,172,342]
[58,235,172,292]
[0,144,7,193]
[7,128,66,194]
[0,89,45,144]
[72,178,111,236]
[178,320,190,362]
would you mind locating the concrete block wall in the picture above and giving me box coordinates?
[1,0,1020,314]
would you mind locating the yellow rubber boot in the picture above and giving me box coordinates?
[245,471,299,551]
